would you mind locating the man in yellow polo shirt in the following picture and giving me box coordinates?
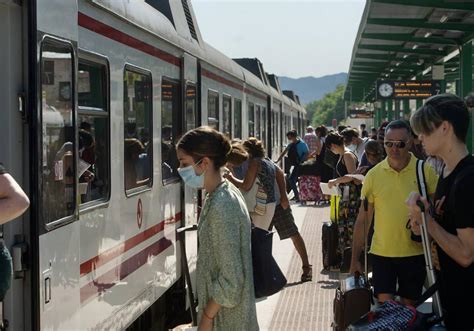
[350,120,438,305]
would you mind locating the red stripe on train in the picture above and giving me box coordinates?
[201,69,267,101]
[201,68,243,91]
[80,236,173,304]
[80,212,182,277]
[78,12,181,67]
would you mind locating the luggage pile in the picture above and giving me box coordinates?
[321,186,361,272]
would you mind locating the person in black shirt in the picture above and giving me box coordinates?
[407,94,474,330]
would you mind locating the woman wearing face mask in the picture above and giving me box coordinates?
[176,127,258,331]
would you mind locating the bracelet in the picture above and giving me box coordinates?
[203,309,214,320]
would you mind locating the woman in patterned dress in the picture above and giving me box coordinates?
[176,126,259,331]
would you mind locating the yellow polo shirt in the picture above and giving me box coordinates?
[362,154,438,257]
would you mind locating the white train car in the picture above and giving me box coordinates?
[0,0,306,329]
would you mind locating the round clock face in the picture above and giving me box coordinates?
[378,83,393,98]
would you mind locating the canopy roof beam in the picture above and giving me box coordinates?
[358,44,446,56]
[355,53,430,61]
[361,33,460,45]
[372,0,474,11]
[366,18,474,33]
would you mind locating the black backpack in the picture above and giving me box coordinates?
[287,140,301,166]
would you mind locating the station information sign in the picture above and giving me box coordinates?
[376,80,441,99]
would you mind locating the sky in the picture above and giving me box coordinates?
[192,0,366,79]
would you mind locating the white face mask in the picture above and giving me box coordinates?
[177,159,205,189]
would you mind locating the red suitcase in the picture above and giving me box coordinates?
[298,175,322,203]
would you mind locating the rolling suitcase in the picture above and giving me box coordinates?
[333,273,372,331]
[322,221,339,270]
[298,175,322,203]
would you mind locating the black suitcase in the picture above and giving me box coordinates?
[322,221,339,270]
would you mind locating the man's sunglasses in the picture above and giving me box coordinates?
[384,140,407,148]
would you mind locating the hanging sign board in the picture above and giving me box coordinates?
[376,80,441,99]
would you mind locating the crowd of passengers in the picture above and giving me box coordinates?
[176,93,474,331]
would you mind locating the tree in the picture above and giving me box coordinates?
[306,84,346,127]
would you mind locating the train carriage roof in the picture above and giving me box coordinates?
[89,0,205,58]
[202,42,246,82]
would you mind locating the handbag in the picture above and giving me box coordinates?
[241,177,267,216]
[251,227,287,298]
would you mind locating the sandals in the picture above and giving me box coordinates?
[301,265,313,282]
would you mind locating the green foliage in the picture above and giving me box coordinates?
[306,84,346,127]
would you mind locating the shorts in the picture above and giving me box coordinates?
[371,254,425,301]
[269,204,299,240]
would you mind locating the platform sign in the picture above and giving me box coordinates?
[376,80,441,100]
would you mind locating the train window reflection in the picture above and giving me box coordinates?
[223,95,231,138]
[185,84,196,133]
[162,79,180,182]
[233,99,242,139]
[78,59,110,205]
[41,41,75,225]
[208,90,219,130]
[123,68,153,193]
[248,102,255,137]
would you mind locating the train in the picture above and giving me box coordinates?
[0,0,306,329]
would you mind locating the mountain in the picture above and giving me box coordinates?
[278,73,347,105]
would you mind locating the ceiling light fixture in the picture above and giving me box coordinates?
[396,62,400,67]
[403,54,408,59]
[390,69,394,72]
[424,32,432,38]
[412,44,418,50]
[440,15,448,23]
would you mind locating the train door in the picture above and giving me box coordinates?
[32,2,81,329]
[0,1,29,329]
[182,53,198,302]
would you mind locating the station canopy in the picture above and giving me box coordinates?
[344,0,474,102]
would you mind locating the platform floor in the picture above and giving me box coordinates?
[256,203,338,331]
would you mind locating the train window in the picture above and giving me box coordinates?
[40,41,76,225]
[78,59,110,205]
[223,95,231,138]
[162,79,181,183]
[248,102,255,137]
[207,90,219,130]
[123,67,153,194]
[185,84,196,132]
[233,99,242,138]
